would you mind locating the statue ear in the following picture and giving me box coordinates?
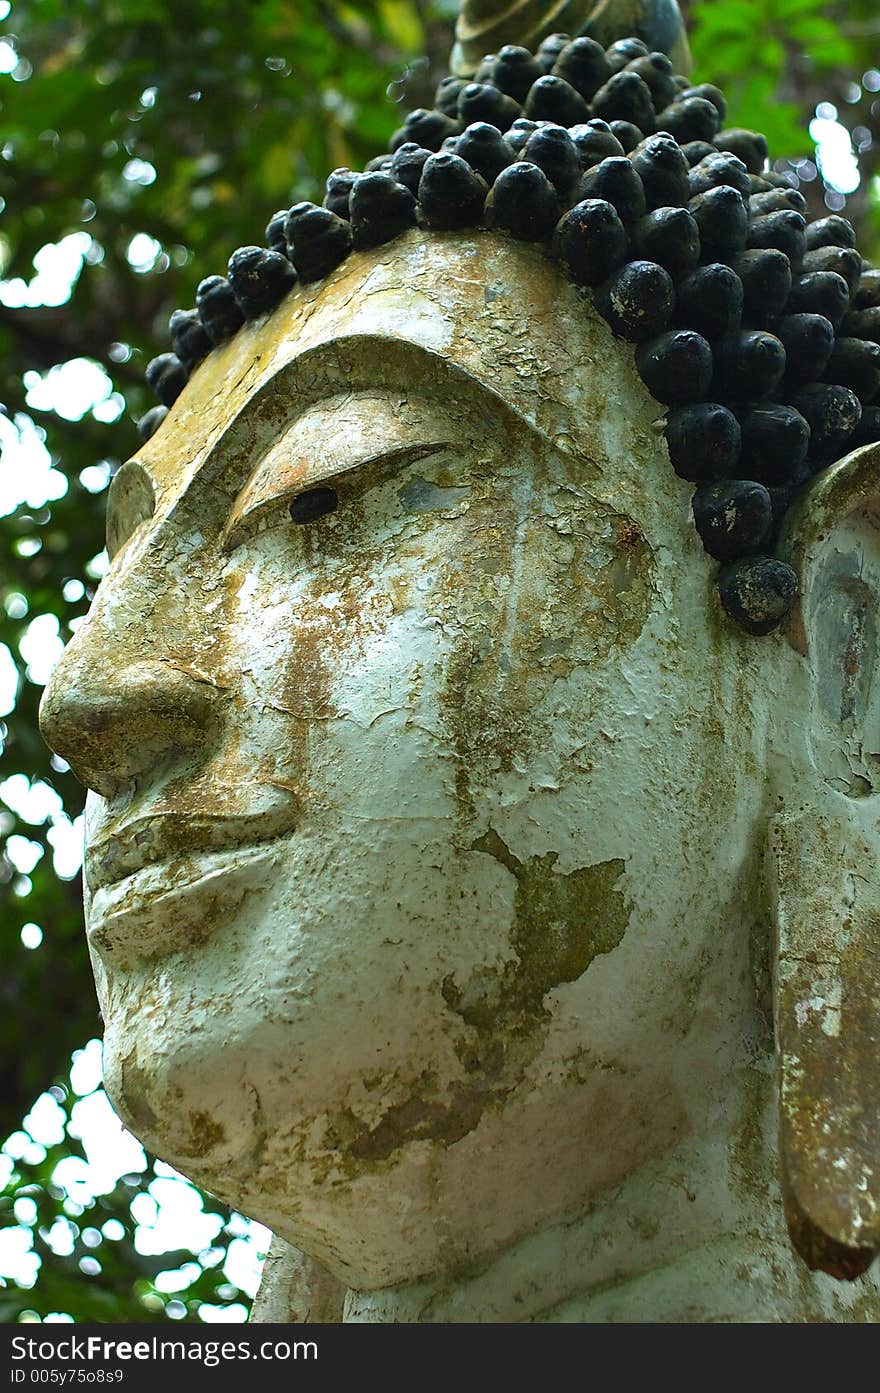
[769,441,880,1279]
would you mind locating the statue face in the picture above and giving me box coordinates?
[40,233,808,1287]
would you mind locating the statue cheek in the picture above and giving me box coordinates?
[423,504,658,810]
[244,493,658,819]
[524,508,657,671]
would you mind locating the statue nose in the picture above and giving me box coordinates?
[39,647,218,799]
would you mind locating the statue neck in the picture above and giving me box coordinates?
[341,1068,876,1323]
[251,973,880,1323]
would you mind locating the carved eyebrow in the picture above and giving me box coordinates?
[137,335,553,535]
[205,333,555,482]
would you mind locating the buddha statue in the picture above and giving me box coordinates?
[37,0,880,1322]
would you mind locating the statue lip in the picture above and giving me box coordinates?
[85,808,299,893]
[85,837,291,960]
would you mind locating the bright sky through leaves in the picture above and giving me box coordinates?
[1,1040,270,1321]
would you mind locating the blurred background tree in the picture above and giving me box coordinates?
[0,0,877,1324]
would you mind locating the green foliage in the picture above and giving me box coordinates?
[1,1056,259,1322]
[690,0,880,261]
[691,0,857,119]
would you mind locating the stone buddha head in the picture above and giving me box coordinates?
[38,7,880,1322]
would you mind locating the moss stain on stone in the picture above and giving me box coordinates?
[184,1109,228,1159]
[440,831,631,1091]
[320,833,630,1169]
[119,1050,159,1133]
[469,828,629,1015]
[328,1075,491,1163]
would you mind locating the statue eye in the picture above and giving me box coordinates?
[289,487,339,524]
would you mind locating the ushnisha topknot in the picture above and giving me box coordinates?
[141,33,880,637]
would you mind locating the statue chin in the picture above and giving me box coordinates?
[39,232,880,1308]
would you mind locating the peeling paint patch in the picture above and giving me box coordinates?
[319,839,631,1169]
[325,1071,494,1162]
[438,832,630,1086]
[469,828,629,1011]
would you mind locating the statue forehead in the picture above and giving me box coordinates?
[139,232,670,518]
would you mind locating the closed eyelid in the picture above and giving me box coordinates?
[220,389,455,550]
[221,439,451,551]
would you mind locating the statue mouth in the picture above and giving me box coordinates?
[83,811,299,960]
[85,808,299,893]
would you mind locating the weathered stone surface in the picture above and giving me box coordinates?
[38,231,880,1321]
[769,804,880,1279]
[250,1236,344,1322]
